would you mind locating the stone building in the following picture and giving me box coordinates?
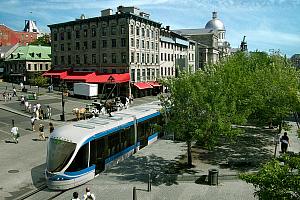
[160,26,196,77]
[4,45,51,83]
[290,54,300,68]
[174,11,231,68]
[48,6,161,97]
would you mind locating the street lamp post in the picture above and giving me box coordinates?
[61,82,66,121]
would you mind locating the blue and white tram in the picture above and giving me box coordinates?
[46,101,162,190]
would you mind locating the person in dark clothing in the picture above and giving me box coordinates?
[280,132,290,154]
[49,123,54,134]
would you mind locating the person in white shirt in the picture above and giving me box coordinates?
[11,126,19,144]
[83,187,96,200]
[24,101,29,112]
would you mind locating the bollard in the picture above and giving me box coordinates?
[133,186,137,200]
[148,173,151,192]
[12,119,15,127]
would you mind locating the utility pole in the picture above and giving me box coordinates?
[61,82,65,121]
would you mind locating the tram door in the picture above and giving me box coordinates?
[137,121,149,148]
[90,138,105,174]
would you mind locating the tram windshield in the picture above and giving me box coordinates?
[47,138,76,173]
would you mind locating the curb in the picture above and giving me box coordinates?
[0,105,31,118]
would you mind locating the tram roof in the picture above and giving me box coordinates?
[50,101,161,144]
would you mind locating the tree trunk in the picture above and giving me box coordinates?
[187,141,192,167]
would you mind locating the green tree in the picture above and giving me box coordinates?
[160,52,300,167]
[241,155,300,200]
[30,35,51,46]
[29,76,48,94]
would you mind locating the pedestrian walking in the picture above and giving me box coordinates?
[72,192,80,200]
[31,116,36,131]
[10,126,19,144]
[49,122,54,134]
[20,95,25,105]
[35,109,39,120]
[83,187,96,200]
[36,103,41,111]
[3,92,7,102]
[8,93,12,101]
[24,101,29,112]
[39,124,45,141]
[280,132,290,154]
[28,104,32,113]
[12,87,17,97]
[46,106,52,120]
[40,108,44,120]
[20,82,24,90]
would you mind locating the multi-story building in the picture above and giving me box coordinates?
[47,6,161,97]
[0,20,39,46]
[290,54,300,68]
[4,45,51,83]
[174,11,231,68]
[0,44,19,77]
[160,26,196,78]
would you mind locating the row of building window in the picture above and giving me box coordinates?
[130,25,159,40]
[53,26,127,41]
[130,66,173,82]
[130,52,159,64]
[54,38,127,51]
[160,42,189,51]
[130,38,158,50]
[160,53,191,62]
[9,63,50,71]
[54,53,127,65]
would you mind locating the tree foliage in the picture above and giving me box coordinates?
[29,76,48,87]
[30,35,51,46]
[240,155,300,200]
[160,52,300,166]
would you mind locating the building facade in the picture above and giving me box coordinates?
[290,54,300,68]
[48,6,162,97]
[0,20,39,46]
[160,27,196,77]
[174,11,231,68]
[4,45,51,83]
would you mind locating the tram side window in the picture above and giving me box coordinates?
[108,132,120,156]
[137,121,148,140]
[66,143,89,172]
[121,126,134,149]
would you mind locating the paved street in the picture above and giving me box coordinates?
[0,82,299,199]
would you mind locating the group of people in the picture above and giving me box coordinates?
[23,101,52,121]
[2,87,17,102]
[72,187,96,200]
[31,116,54,141]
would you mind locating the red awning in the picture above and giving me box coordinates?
[62,72,95,82]
[42,70,68,79]
[148,81,161,87]
[87,73,130,83]
[133,82,153,90]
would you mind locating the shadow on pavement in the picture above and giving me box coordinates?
[105,152,198,186]
[192,126,276,172]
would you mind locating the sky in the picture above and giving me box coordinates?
[1,0,300,57]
